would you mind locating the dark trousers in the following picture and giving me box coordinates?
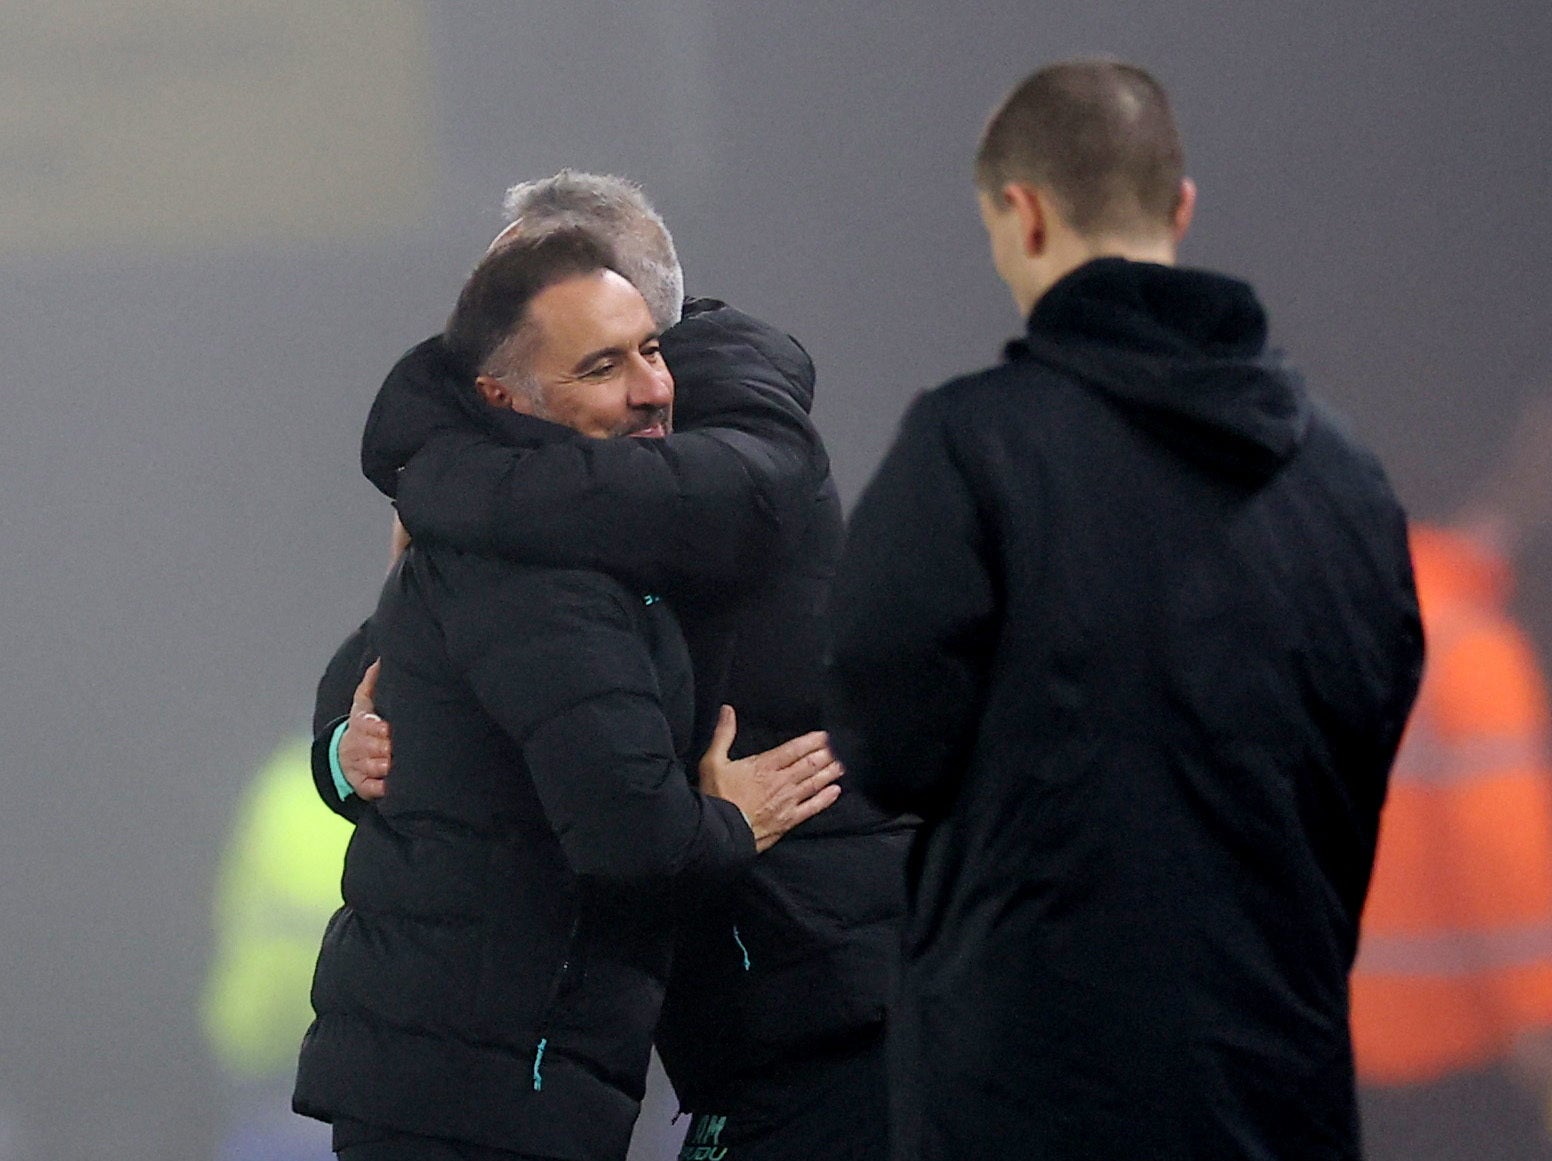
[678,1025,889,1161]
[332,1118,548,1161]
[1360,1064,1552,1161]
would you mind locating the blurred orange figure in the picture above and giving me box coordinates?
[1355,398,1552,1159]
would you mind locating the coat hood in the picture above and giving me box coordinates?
[1013,258,1309,484]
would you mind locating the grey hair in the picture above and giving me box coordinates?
[501,170,684,330]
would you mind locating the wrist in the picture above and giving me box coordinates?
[328,721,355,801]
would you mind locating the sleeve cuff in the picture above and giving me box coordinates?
[328,720,354,802]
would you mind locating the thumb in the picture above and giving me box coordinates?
[705,704,736,764]
[352,659,381,715]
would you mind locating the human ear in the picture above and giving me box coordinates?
[475,375,526,412]
[1002,183,1048,257]
[1173,178,1197,242]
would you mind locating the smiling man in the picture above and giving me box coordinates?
[292,229,841,1161]
[471,266,674,440]
[313,172,911,1161]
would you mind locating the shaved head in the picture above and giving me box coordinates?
[976,59,1185,240]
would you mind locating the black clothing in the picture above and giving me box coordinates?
[826,258,1424,1160]
[313,298,910,1132]
[377,301,821,606]
[335,1118,549,1161]
[309,618,373,824]
[361,301,817,758]
[675,1026,889,1161]
[294,401,757,1160]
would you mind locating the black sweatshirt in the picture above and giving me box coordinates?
[826,258,1424,1161]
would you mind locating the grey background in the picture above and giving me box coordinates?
[1,1,1549,1157]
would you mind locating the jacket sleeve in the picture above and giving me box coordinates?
[825,391,1000,818]
[392,319,824,601]
[448,569,757,885]
[308,619,376,824]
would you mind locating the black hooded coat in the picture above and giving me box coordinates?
[306,298,911,1138]
[825,259,1424,1160]
[293,400,758,1156]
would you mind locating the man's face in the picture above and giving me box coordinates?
[505,269,674,439]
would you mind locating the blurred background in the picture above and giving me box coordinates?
[1,1,1550,1157]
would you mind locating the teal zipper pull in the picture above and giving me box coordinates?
[532,1037,548,1091]
[732,925,751,972]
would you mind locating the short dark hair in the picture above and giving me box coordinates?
[975,59,1184,238]
[444,227,621,381]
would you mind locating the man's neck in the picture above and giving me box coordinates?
[1017,233,1178,316]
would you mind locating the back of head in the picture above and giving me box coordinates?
[444,227,620,383]
[502,170,684,330]
[976,59,1184,241]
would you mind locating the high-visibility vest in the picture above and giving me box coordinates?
[201,738,353,1081]
[1351,524,1552,1085]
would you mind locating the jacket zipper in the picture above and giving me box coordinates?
[533,911,582,1091]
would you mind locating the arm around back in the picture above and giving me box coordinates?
[392,308,826,601]
[309,619,377,823]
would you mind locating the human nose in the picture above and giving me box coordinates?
[628,356,674,409]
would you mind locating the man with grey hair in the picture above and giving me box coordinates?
[827,59,1422,1160]
[296,228,844,1161]
[500,171,685,331]
[313,172,909,1160]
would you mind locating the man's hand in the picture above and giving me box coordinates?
[698,705,842,852]
[340,660,392,801]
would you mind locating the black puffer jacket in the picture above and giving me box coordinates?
[826,258,1424,1160]
[313,298,911,1110]
[294,414,755,1158]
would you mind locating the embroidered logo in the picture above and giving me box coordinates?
[679,1113,728,1161]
